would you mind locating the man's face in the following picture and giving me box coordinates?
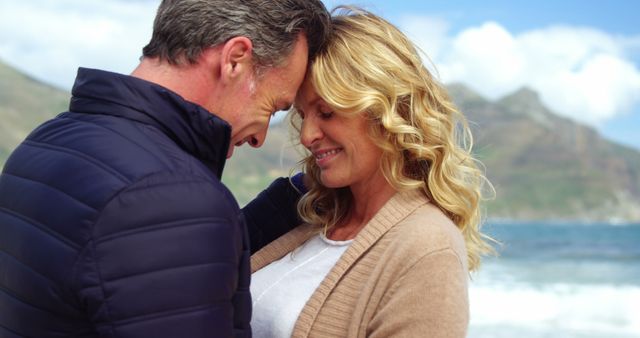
[221,34,309,158]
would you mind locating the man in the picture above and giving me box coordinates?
[0,0,330,337]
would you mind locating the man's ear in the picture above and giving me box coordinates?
[220,36,254,83]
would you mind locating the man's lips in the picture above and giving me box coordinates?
[226,145,235,158]
[227,139,246,159]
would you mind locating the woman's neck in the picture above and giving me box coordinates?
[328,180,397,241]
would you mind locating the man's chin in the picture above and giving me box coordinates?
[226,145,235,158]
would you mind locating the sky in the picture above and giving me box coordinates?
[1,0,639,150]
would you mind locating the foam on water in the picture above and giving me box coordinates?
[469,282,640,337]
[467,223,640,338]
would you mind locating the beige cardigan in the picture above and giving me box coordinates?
[251,190,469,338]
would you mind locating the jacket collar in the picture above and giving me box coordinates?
[68,67,231,178]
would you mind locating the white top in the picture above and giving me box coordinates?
[251,233,353,338]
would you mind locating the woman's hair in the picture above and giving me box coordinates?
[291,7,494,271]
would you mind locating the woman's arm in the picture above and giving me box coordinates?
[367,248,469,338]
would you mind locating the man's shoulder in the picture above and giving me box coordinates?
[91,170,240,240]
[34,111,210,180]
[8,111,224,212]
[121,170,235,210]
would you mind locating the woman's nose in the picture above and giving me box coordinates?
[300,117,322,148]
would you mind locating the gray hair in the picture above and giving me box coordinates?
[142,0,331,68]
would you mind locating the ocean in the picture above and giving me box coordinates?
[468,221,640,338]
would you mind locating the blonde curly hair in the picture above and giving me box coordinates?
[290,7,494,271]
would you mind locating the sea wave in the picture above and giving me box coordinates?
[468,282,640,338]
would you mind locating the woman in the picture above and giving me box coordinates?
[250,7,494,338]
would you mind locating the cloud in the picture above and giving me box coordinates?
[400,15,451,69]
[2,1,638,128]
[0,0,157,90]
[402,19,640,125]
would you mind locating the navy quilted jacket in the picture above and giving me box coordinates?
[0,68,300,337]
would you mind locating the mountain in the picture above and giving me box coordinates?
[1,60,639,222]
[448,84,640,221]
[0,61,68,162]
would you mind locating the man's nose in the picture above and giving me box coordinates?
[249,128,268,148]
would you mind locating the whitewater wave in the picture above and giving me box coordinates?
[468,282,640,338]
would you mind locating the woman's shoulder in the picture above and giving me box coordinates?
[392,202,467,261]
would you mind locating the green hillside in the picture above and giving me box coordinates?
[1,60,639,221]
[0,61,68,162]
[449,84,640,221]
[222,121,302,204]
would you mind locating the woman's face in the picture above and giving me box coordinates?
[295,78,384,190]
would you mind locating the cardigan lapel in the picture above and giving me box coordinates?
[251,224,317,272]
[292,189,429,337]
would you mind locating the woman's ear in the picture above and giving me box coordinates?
[220,36,254,82]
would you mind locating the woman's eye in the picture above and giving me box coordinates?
[320,111,333,119]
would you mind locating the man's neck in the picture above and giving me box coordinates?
[131,57,213,109]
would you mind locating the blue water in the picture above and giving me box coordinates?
[468,222,640,338]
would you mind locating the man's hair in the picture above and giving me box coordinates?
[142,0,331,67]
